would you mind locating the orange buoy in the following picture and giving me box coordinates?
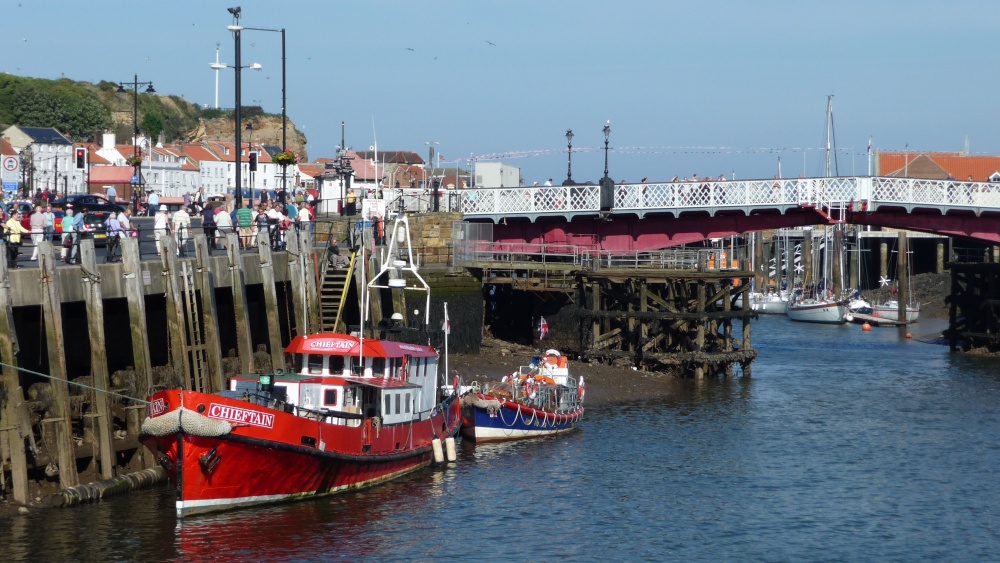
[862,323,871,332]
[906,332,912,339]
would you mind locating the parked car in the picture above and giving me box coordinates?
[14,203,65,235]
[51,194,125,215]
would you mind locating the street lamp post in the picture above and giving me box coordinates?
[117,74,155,211]
[247,121,254,205]
[563,129,574,186]
[219,7,263,210]
[599,121,613,213]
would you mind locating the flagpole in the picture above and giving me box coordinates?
[443,301,449,391]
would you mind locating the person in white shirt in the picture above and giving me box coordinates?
[147,191,160,215]
[297,202,313,234]
[153,207,169,256]
[172,206,192,257]
[214,205,233,250]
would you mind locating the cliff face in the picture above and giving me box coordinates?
[192,115,308,160]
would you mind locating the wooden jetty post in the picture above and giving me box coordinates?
[897,232,909,331]
[79,239,116,479]
[880,241,889,279]
[256,239,286,373]
[754,234,765,290]
[120,238,154,468]
[0,242,29,503]
[286,231,308,337]
[37,242,79,488]
[194,236,225,392]
[226,233,253,375]
[159,237,193,390]
[802,234,813,291]
[298,229,320,335]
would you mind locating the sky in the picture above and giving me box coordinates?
[4,1,998,185]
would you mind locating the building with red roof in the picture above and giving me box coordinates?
[875,151,1000,182]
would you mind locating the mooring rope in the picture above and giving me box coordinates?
[0,360,151,404]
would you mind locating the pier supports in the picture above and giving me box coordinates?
[256,240,286,372]
[194,236,224,392]
[37,242,79,488]
[946,262,1000,353]
[579,269,756,378]
[227,233,253,375]
[0,243,29,503]
[80,239,115,479]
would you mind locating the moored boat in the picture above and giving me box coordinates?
[750,291,789,315]
[460,349,584,443]
[786,298,848,324]
[141,334,461,518]
[872,300,920,322]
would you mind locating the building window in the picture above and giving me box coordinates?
[323,388,338,406]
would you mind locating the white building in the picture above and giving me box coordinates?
[474,162,521,188]
[1,126,85,195]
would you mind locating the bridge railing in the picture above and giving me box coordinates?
[458,176,1000,218]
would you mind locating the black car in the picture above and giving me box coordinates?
[51,194,125,215]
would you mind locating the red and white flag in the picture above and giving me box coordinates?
[538,316,549,340]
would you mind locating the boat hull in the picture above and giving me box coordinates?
[872,304,920,322]
[460,397,583,443]
[751,295,789,315]
[141,390,460,517]
[786,300,848,324]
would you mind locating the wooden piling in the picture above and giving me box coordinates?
[936,241,945,274]
[803,234,813,291]
[79,239,116,480]
[256,239,286,373]
[897,232,909,331]
[0,242,29,503]
[120,238,153,392]
[37,241,79,488]
[194,236,225,392]
[300,230,320,335]
[159,237,192,389]
[226,233,253,375]
[286,231,308,337]
[880,241,888,279]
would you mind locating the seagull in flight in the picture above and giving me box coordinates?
[406,47,414,51]
[485,40,496,46]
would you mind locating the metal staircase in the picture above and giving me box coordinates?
[318,250,357,333]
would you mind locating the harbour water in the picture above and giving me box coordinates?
[7,316,1000,561]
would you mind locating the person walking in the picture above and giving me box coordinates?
[147,190,160,216]
[43,204,56,242]
[297,201,313,235]
[215,204,233,250]
[60,208,74,262]
[153,207,169,256]
[4,210,29,267]
[28,205,45,260]
[172,205,192,257]
[104,211,122,262]
[201,204,216,249]
[236,203,253,249]
[68,208,89,264]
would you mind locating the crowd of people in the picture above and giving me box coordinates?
[163,198,314,257]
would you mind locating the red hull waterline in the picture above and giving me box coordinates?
[142,390,460,518]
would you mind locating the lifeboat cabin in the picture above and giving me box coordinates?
[228,334,440,426]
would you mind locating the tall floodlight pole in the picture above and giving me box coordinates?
[244,26,286,196]
[214,43,221,109]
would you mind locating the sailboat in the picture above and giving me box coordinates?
[787,97,848,324]
[750,231,790,315]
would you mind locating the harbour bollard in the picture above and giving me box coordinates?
[445,437,457,462]
[49,466,168,508]
[432,438,444,463]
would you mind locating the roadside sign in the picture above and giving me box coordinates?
[1,156,19,184]
[2,182,17,192]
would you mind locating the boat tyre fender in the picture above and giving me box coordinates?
[578,376,586,403]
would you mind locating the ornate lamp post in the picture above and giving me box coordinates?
[117,75,155,211]
[562,129,574,186]
[599,120,613,213]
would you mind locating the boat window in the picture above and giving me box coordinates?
[371,357,386,377]
[395,393,401,414]
[307,354,324,374]
[405,392,411,413]
[390,358,402,378]
[329,355,344,374]
[324,388,338,406]
[384,394,391,415]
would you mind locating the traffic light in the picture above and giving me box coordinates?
[248,151,258,172]
[75,147,86,169]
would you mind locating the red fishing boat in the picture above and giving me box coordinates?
[141,334,461,517]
